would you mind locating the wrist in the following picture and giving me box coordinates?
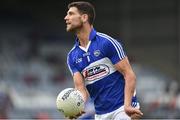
[124,103,131,108]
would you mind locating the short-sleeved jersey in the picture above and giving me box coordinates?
[67,28,137,114]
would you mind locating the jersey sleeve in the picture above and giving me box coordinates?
[104,39,126,64]
[67,52,79,76]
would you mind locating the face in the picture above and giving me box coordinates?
[64,7,84,32]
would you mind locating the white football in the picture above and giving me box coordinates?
[56,88,85,117]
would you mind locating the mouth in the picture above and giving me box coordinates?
[66,21,71,25]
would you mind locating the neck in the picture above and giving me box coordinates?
[76,24,93,48]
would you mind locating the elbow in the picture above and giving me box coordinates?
[124,71,136,82]
[132,73,136,81]
[131,72,136,82]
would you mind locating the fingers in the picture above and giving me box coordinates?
[131,113,143,120]
[65,111,85,119]
[130,110,143,119]
[134,109,143,116]
[125,106,143,119]
[75,110,85,117]
[65,114,77,119]
[65,116,72,119]
[81,111,86,114]
[125,106,143,116]
[68,116,76,119]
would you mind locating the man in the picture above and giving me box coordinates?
[64,1,143,119]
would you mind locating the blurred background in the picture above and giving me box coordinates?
[0,0,179,119]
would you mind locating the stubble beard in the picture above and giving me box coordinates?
[66,22,83,33]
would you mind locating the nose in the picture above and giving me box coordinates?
[64,15,68,20]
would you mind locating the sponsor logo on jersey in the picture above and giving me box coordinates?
[82,64,110,81]
[94,50,101,57]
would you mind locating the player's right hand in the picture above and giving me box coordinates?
[124,106,143,119]
[66,111,85,120]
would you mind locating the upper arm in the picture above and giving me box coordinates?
[114,57,136,79]
[67,52,79,75]
[67,52,86,91]
[100,36,134,78]
[67,50,89,101]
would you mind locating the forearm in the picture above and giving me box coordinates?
[114,57,136,107]
[73,72,89,102]
[75,85,89,102]
[124,71,136,107]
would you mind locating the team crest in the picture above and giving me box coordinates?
[94,50,101,57]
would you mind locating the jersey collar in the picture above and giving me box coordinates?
[75,28,97,46]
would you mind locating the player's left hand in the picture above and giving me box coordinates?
[66,111,85,119]
[124,106,143,119]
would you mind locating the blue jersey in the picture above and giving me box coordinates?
[67,28,137,114]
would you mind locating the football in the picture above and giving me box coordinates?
[56,88,85,117]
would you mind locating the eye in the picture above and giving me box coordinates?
[68,11,74,16]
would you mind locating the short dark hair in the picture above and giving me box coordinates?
[68,1,96,25]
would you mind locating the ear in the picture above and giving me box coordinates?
[81,14,88,23]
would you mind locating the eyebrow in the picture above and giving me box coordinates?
[67,10,74,14]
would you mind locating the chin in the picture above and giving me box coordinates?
[66,27,76,32]
[66,28,73,32]
[66,27,71,32]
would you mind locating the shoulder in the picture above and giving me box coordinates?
[67,45,76,58]
[96,32,113,41]
[96,32,114,40]
[96,32,123,46]
[96,32,111,46]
